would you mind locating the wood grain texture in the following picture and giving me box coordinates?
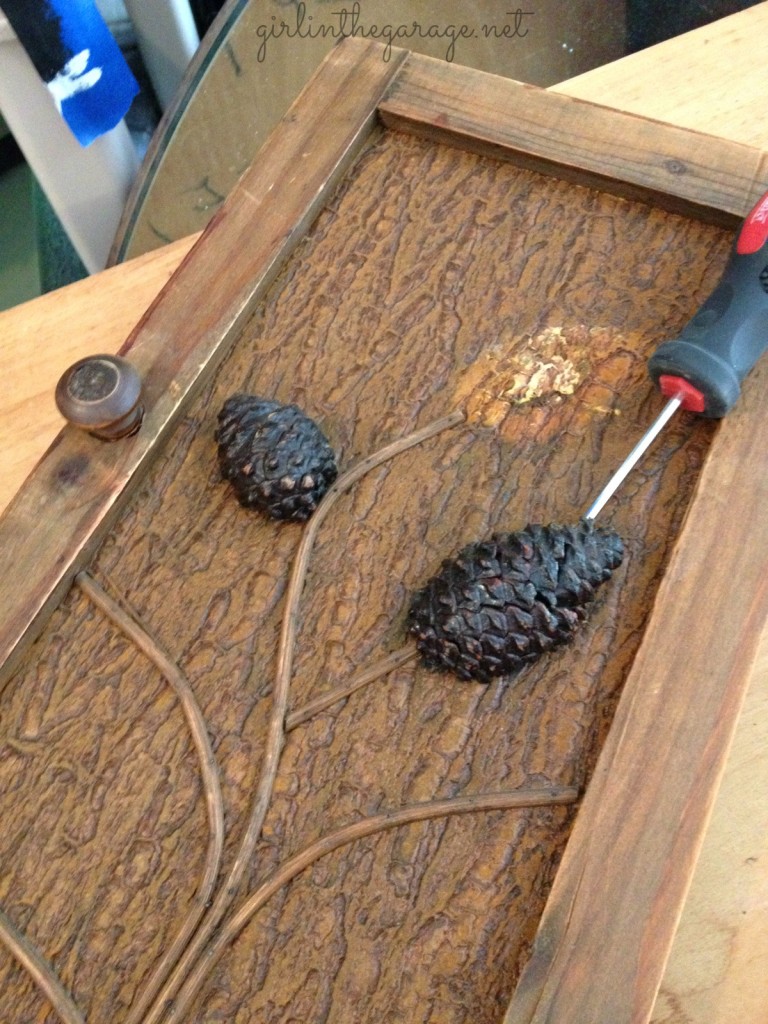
[379,52,768,225]
[650,665,768,1023]
[503,370,768,1024]
[556,3,768,151]
[0,39,405,693]
[0,235,199,518]
[0,127,728,1023]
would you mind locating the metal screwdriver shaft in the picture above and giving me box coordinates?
[583,396,682,521]
[582,186,768,523]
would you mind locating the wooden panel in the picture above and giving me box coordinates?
[0,119,732,1024]
[379,52,768,225]
[0,40,406,693]
[6,44,768,696]
[2,39,768,1024]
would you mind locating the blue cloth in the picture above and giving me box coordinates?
[2,0,139,146]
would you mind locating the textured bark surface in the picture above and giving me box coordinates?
[0,130,728,1023]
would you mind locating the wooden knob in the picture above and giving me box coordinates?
[55,354,144,440]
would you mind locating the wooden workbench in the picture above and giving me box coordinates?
[1,6,767,1021]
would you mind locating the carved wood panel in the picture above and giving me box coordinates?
[0,127,728,1023]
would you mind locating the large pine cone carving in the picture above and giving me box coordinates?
[216,395,337,521]
[407,522,624,683]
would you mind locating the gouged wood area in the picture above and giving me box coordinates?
[0,131,728,1023]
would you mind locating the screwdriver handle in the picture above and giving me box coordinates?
[648,189,768,418]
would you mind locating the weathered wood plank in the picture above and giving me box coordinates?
[0,39,407,693]
[0,234,200,517]
[380,52,768,225]
[504,357,768,1023]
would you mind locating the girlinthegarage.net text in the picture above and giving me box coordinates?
[255,4,533,63]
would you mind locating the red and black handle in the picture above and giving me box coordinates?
[648,189,768,417]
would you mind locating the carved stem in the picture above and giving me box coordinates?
[165,786,578,1021]
[285,646,419,731]
[144,409,465,1024]
[73,573,225,1024]
[0,907,86,1024]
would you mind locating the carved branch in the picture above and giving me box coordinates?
[0,906,86,1024]
[167,786,579,1020]
[141,410,466,1024]
[74,573,225,1024]
[285,647,419,731]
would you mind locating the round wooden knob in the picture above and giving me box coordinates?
[55,354,144,440]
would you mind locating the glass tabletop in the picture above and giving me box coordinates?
[111,0,760,264]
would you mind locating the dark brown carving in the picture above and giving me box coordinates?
[216,395,338,522]
[408,522,624,682]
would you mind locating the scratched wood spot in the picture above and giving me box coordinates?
[0,130,728,1023]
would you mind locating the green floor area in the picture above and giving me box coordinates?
[0,160,41,312]
[0,151,93,313]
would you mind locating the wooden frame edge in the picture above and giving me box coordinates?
[503,356,768,1021]
[0,38,407,693]
[380,52,768,225]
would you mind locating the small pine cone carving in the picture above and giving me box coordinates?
[407,521,624,683]
[216,394,337,521]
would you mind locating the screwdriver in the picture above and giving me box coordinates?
[584,187,768,521]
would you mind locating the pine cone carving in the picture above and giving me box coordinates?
[407,522,624,683]
[216,394,337,521]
